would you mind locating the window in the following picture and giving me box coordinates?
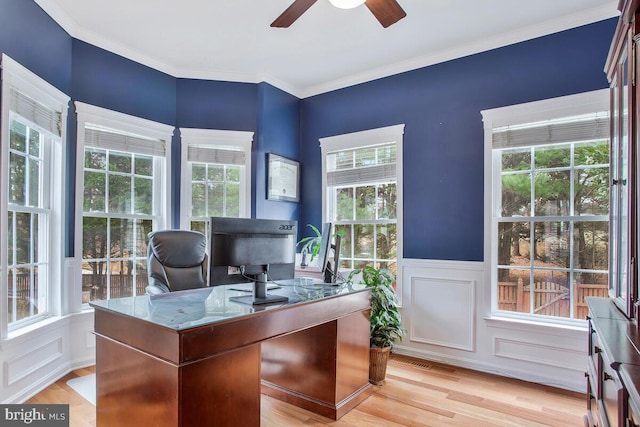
[482,90,609,324]
[75,103,173,303]
[0,54,69,335]
[320,125,404,281]
[179,128,253,236]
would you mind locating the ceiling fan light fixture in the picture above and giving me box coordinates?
[328,0,366,9]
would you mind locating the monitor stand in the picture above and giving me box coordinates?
[229,273,289,306]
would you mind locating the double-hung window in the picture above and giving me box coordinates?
[320,125,404,280]
[1,54,68,335]
[179,128,253,236]
[483,90,609,324]
[75,103,173,303]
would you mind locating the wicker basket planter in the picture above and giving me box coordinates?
[369,346,391,385]
[348,266,404,387]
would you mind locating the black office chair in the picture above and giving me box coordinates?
[146,230,208,295]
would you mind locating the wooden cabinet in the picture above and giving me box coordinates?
[591,1,640,424]
[606,0,639,320]
[586,297,640,427]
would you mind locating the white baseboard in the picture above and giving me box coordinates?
[392,344,585,392]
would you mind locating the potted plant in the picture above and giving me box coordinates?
[296,224,345,267]
[348,265,405,385]
[296,224,322,266]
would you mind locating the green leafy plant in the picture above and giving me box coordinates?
[349,265,405,349]
[296,224,345,264]
[296,224,322,262]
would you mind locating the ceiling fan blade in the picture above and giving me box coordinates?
[364,0,406,28]
[271,0,318,28]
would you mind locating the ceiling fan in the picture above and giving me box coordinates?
[271,0,406,29]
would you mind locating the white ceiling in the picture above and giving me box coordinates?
[34,0,619,98]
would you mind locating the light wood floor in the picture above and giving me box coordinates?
[27,354,586,426]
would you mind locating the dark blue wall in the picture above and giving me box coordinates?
[176,79,258,130]
[175,78,259,226]
[70,40,179,239]
[299,19,617,262]
[0,0,619,263]
[255,82,301,222]
[1,0,73,252]
[1,1,301,254]
[0,0,72,94]
[72,40,177,125]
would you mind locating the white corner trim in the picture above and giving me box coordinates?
[179,128,254,149]
[481,88,609,127]
[1,54,70,109]
[74,102,175,141]
[319,124,405,153]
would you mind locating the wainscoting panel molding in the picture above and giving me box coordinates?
[397,259,587,392]
[409,275,476,351]
[494,336,585,372]
[5,337,63,386]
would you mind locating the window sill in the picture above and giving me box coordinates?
[484,314,587,337]
[2,309,94,346]
[2,315,67,345]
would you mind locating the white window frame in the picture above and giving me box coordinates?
[179,128,253,230]
[0,54,69,337]
[319,124,404,296]
[482,89,609,327]
[74,102,173,307]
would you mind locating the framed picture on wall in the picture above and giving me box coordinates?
[267,153,300,202]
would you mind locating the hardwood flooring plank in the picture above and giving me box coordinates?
[25,356,585,426]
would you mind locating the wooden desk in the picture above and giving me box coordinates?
[90,283,372,426]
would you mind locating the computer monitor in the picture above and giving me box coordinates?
[209,217,297,305]
[315,223,342,284]
[315,223,332,276]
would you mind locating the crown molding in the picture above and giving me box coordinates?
[298,3,620,98]
[34,0,619,100]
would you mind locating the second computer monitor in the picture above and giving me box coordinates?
[315,223,332,275]
[315,222,341,283]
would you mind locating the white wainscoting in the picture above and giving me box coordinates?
[493,336,584,370]
[409,275,475,351]
[395,258,588,392]
[0,258,96,404]
[2,256,590,401]
[6,336,64,386]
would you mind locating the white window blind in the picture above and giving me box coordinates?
[492,113,609,149]
[187,145,245,165]
[84,126,166,157]
[9,88,62,136]
[326,163,396,186]
[326,143,396,186]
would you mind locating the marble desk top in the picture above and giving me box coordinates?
[90,280,366,331]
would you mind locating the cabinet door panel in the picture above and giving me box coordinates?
[610,37,635,318]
